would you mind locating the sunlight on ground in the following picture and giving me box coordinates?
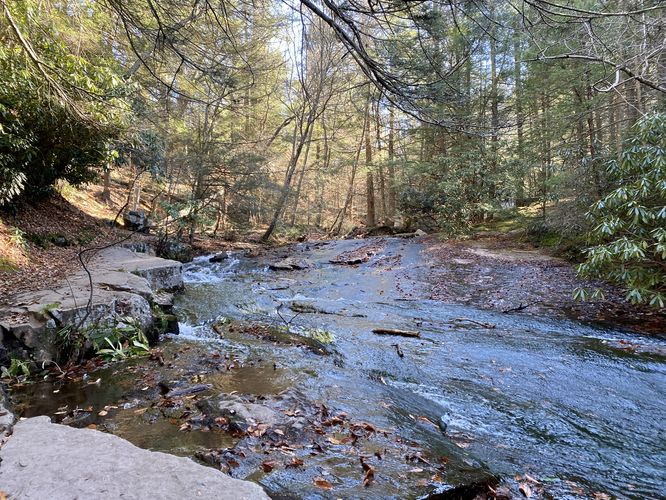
[0,221,29,271]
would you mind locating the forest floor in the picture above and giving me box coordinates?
[424,231,666,339]
[0,181,260,302]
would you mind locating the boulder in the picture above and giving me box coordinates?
[0,246,184,363]
[157,238,194,263]
[100,247,184,291]
[0,417,269,499]
[123,210,149,232]
[209,252,229,263]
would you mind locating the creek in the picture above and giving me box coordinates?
[12,237,666,498]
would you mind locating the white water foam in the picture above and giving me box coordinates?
[183,253,240,283]
[174,322,218,341]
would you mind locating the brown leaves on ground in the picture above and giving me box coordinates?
[261,460,278,472]
[0,194,152,302]
[423,235,665,336]
[360,456,375,487]
[313,477,333,490]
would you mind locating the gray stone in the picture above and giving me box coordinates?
[0,417,269,500]
[269,258,312,271]
[99,247,183,291]
[153,291,175,313]
[157,239,194,263]
[0,385,15,433]
[209,252,229,263]
[0,246,184,362]
[199,394,279,427]
[123,210,149,232]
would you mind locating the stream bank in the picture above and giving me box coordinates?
[0,246,183,365]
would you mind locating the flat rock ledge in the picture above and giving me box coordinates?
[0,247,184,363]
[0,417,269,500]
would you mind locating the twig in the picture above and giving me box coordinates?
[502,301,539,314]
[391,343,404,358]
[451,318,496,329]
[276,303,301,327]
[373,328,420,338]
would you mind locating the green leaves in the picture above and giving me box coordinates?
[578,113,666,307]
[0,3,130,203]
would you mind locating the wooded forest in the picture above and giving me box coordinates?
[1,0,665,305]
[1,3,666,498]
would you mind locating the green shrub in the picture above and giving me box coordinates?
[577,113,666,307]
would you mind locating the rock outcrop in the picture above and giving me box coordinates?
[0,247,183,364]
[0,416,269,500]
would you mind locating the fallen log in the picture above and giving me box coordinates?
[372,328,420,338]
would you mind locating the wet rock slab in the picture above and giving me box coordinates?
[0,416,269,500]
[0,247,183,362]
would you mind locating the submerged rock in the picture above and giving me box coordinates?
[199,394,280,429]
[0,416,269,499]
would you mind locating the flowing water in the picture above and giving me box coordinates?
[12,237,666,499]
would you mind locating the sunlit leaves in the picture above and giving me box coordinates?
[578,113,666,307]
[0,2,130,201]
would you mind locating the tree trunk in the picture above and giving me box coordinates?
[387,107,396,224]
[489,8,499,200]
[262,111,317,242]
[365,105,375,228]
[101,166,112,204]
[375,102,386,222]
[330,120,365,235]
[290,127,314,226]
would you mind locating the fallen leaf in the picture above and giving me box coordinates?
[86,424,97,430]
[363,466,375,486]
[313,478,333,490]
[519,483,532,497]
[261,460,277,472]
[286,457,304,468]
